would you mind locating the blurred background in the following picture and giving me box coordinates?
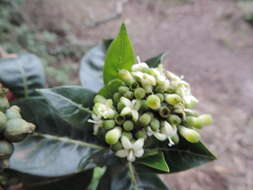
[0,0,253,189]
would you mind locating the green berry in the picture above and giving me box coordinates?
[123,120,134,131]
[105,127,122,145]
[159,106,171,118]
[165,94,182,105]
[0,111,7,132]
[139,113,152,126]
[135,129,146,139]
[119,86,129,94]
[113,92,121,102]
[0,141,14,159]
[146,95,161,110]
[168,114,181,125]
[122,131,133,140]
[179,126,200,143]
[134,88,146,99]
[5,106,21,120]
[112,142,123,151]
[150,119,160,131]
[103,120,115,130]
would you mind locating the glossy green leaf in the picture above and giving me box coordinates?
[9,97,105,177]
[79,40,113,92]
[37,86,95,128]
[137,152,170,173]
[98,164,169,190]
[98,79,124,98]
[163,139,216,173]
[145,53,166,68]
[0,53,45,98]
[103,24,136,84]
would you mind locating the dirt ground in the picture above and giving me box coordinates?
[22,0,253,189]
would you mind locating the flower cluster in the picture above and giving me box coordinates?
[89,57,212,162]
[0,85,36,167]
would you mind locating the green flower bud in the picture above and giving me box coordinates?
[139,113,152,126]
[140,100,149,111]
[155,86,165,93]
[5,106,21,120]
[103,120,115,130]
[115,115,125,125]
[0,97,9,112]
[173,104,185,118]
[197,114,213,126]
[4,119,36,142]
[134,88,146,99]
[179,126,200,143]
[150,119,160,131]
[185,109,200,117]
[122,131,133,140]
[117,102,125,111]
[135,129,147,139]
[168,114,181,125]
[113,92,121,102]
[185,116,197,127]
[0,141,14,159]
[119,70,135,84]
[105,127,122,145]
[119,86,129,94]
[0,111,7,132]
[124,91,134,99]
[165,94,182,105]
[123,120,134,131]
[94,95,106,104]
[159,106,171,118]
[156,93,164,102]
[171,133,180,144]
[112,142,123,151]
[146,95,161,110]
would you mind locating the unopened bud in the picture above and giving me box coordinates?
[168,114,181,125]
[112,142,123,151]
[197,114,213,126]
[185,109,200,117]
[156,93,164,102]
[135,129,147,139]
[150,119,160,131]
[123,120,134,131]
[165,94,182,105]
[124,91,134,99]
[146,95,161,110]
[5,106,21,120]
[0,112,7,132]
[103,120,115,130]
[171,134,180,144]
[0,141,14,159]
[122,131,133,140]
[113,92,121,102]
[117,102,125,111]
[105,127,122,145]
[119,70,135,84]
[118,86,129,94]
[94,95,106,104]
[159,106,171,118]
[179,126,200,143]
[134,88,146,99]
[139,113,152,126]
[0,97,9,112]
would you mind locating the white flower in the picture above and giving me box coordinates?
[177,86,199,108]
[88,114,103,135]
[93,102,116,119]
[147,127,167,141]
[161,121,177,147]
[116,136,144,162]
[131,56,149,72]
[150,67,170,90]
[132,72,156,93]
[120,97,139,121]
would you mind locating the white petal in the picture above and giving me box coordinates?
[120,97,131,106]
[131,110,139,122]
[134,149,144,158]
[121,107,132,116]
[121,136,132,149]
[162,122,177,137]
[133,138,144,150]
[154,132,167,141]
[116,150,128,158]
[127,150,135,162]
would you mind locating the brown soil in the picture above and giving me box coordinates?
[22,0,253,189]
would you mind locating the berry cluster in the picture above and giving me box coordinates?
[0,85,35,168]
[89,58,212,162]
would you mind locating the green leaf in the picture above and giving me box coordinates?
[163,139,216,173]
[97,164,169,190]
[103,24,136,84]
[0,53,45,98]
[37,86,95,128]
[145,53,166,68]
[98,79,125,98]
[79,40,112,92]
[9,97,105,177]
[137,152,170,173]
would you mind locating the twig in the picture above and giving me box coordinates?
[85,0,129,27]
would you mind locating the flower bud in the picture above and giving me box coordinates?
[118,86,129,94]
[131,62,149,72]
[94,95,106,104]
[159,106,171,118]
[124,91,134,99]
[113,92,121,102]
[165,94,182,105]
[103,120,115,130]
[123,120,134,131]
[197,114,213,126]
[150,119,160,131]
[119,70,135,84]
[117,102,125,111]
[135,129,147,139]
[122,131,133,140]
[139,113,152,126]
[171,134,180,144]
[185,109,200,117]
[156,93,164,102]
[112,142,123,151]
[146,95,161,110]
[5,106,21,120]
[0,111,7,132]
[134,88,146,99]
[0,141,14,159]
[93,103,116,119]
[179,126,200,143]
[0,97,9,112]
[168,114,181,125]
[4,119,36,142]
[105,127,122,145]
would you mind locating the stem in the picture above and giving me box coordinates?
[33,132,106,150]
[128,162,138,190]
